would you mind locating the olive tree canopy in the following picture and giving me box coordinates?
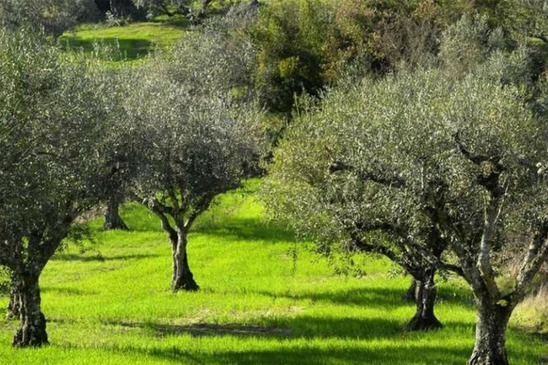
[121,23,263,291]
[0,29,117,347]
[264,49,548,363]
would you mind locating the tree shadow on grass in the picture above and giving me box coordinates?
[92,341,472,365]
[99,314,474,342]
[252,285,474,310]
[100,321,293,338]
[51,253,160,262]
[41,287,99,296]
[191,217,297,244]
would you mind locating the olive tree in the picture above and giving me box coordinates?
[0,30,115,347]
[263,81,452,331]
[265,52,548,363]
[122,57,262,291]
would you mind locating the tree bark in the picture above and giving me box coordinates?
[12,273,48,347]
[405,277,417,302]
[104,196,128,230]
[467,296,512,365]
[405,270,442,331]
[6,272,21,320]
[171,232,199,292]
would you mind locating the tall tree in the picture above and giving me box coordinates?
[265,50,548,363]
[0,30,115,347]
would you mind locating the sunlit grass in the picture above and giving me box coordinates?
[59,21,187,62]
[0,180,545,364]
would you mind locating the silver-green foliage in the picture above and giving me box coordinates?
[264,47,547,362]
[0,29,116,346]
[118,20,263,290]
[0,0,98,36]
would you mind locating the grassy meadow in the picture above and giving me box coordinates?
[59,19,187,62]
[0,181,545,364]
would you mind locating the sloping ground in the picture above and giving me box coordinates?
[0,180,545,364]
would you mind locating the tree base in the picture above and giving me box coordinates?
[405,315,443,332]
[467,349,509,365]
[172,277,200,292]
[12,313,49,348]
[104,198,129,231]
[103,221,129,231]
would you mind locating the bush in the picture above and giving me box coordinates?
[248,0,447,113]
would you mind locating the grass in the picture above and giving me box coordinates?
[59,20,187,62]
[0,180,546,364]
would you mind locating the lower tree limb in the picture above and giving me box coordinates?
[12,274,48,347]
[405,270,442,331]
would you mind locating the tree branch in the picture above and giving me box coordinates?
[514,221,548,303]
[329,160,406,188]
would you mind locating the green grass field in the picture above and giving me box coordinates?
[59,20,187,62]
[0,181,545,364]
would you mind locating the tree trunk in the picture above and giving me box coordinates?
[12,274,48,347]
[171,232,199,292]
[6,272,21,320]
[104,196,128,230]
[405,277,417,302]
[467,296,513,365]
[405,270,442,331]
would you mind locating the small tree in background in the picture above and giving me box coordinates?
[122,45,263,290]
[0,30,115,347]
[114,16,263,292]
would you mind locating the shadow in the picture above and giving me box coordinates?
[192,217,297,244]
[100,320,292,338]
[51,253,159,262]
[261,316,408,340]
[60,37,153,61]
[82,341,473,365]
[99,312,474,342]
[41,287,98,296]
[252,285,473,310]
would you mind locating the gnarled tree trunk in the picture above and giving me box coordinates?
[405,269,442,331]
[12,273,48,347]
[104,196,128,230]
[171,232,199,292]
[6,272,21,320]
[467,296,512,365]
